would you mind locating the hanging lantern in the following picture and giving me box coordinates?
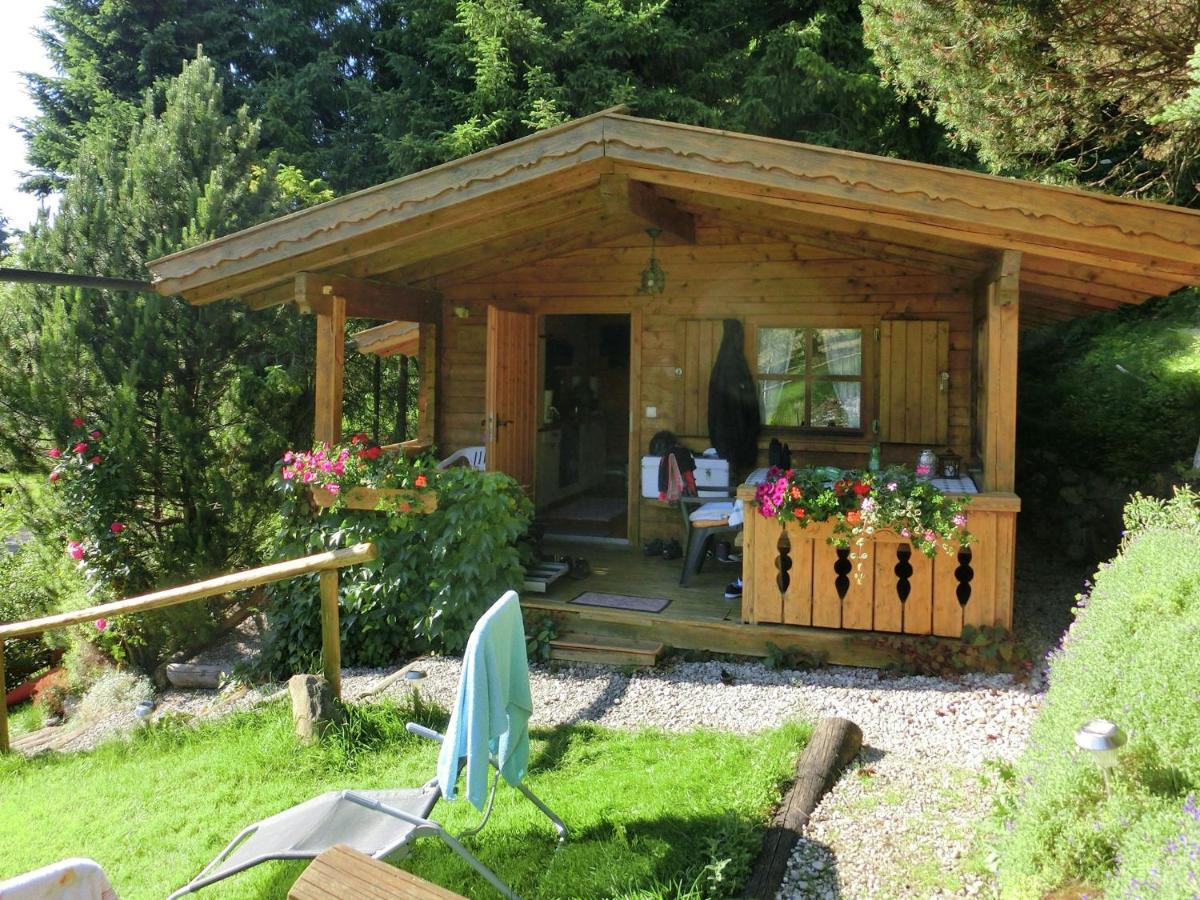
[639,227,666,294]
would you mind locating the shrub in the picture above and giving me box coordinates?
[0,544,84,691]
[259,449,533,676]
[992,490,1200,897]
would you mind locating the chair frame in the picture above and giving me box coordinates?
[677,492,740,587]
[168,725,567,900]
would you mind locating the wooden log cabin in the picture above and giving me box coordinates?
[148,109,1200,665]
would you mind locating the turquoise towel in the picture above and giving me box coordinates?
[436,590,533,809]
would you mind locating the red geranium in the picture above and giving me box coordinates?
[72,417,84,427]
[90,455,102,465]
[414,474,427,488]
[852,481,870,496]
[73,442,88,454]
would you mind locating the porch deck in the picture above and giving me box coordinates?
[522,542,896,667]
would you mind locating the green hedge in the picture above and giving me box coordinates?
[259,466,532,676]
[994,490,1200,897]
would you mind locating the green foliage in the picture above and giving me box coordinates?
[1017,292,1200,560]
[991,492,1200,897]
[763,641,828,671]
[261,454,534,674]
[525,616,558,664]
[26,0,959,199]
[0,697,806,899]
[0,54,315,669]
[862,0,1200,203]
[1122,486,1200,541]
[863,626,1032,678]
[0,545,72,691]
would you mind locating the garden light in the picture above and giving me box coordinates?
[134,699,156,726]
[1075,718,1126,789]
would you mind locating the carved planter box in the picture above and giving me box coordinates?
[738,488,1019,638]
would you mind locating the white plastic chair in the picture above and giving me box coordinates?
[437,446,486,471]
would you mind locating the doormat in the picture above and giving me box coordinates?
[549,496,626,523]
[569,591,671,614]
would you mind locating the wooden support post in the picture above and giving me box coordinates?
[983,250,1021,492]
[417,322,437,446]
[319,569,341,699]
[0,641,8,754]
[314,294,346,446]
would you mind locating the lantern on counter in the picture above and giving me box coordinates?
[940,451,962,479]
[916,448,937,479]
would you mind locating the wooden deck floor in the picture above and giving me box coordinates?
[523,542,896,667]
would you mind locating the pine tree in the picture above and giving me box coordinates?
[0,54,312,663]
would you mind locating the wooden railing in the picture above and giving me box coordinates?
[0,542,377,753]
[739,488,1019,637]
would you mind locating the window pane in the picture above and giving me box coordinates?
[810,380,861,428]
[757,328,806,376]
[811,329,862,377]
[759,379,806,427]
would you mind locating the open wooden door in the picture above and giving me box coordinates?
[485,305,537,490]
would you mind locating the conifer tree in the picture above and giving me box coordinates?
[0,55,312,664]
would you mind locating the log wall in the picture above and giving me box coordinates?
[437,215,978,543]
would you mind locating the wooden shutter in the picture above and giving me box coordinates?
[676,319,725,437]
[878,320,949,444]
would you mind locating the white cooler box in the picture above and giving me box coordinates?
[641,455,731,499]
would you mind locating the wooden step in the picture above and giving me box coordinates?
[548,632,664,667]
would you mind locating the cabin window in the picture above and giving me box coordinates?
[756,327,863,430]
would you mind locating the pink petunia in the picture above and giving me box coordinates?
[302,471,315,483]
[90,430,102,440]
[95,618,107,631]
[72,417,83,427]
[952,513,968,528]
[48,448,61,459]
[326,483,341,495]
[924,530,937,543]
[283,451,294,463]
[281,469,294,480]
[110,522,125,534]
[900,527,911,538]
[67,540,84,561]
[332,461,345,475]
[73,442,88,454]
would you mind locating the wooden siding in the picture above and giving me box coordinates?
[438,214,976,539]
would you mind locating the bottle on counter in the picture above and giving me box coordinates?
[916,448,936,479]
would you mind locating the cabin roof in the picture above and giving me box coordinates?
[148,108,1200,324]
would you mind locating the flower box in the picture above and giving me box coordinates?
[310,486,438,514]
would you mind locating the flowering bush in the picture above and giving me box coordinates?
[259,438,532,673]
[44,417,219,667]
[276,433,427,502]
[754,465,970,577]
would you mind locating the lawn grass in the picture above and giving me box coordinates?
[0,696,807,899]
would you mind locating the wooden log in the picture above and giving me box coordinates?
[0,543,376,641]
[0,641,8,754]
[320,569,341,699]
[313,293,346,446]
[742,717,863,898]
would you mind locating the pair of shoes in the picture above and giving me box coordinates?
[661,538,682,560]
[714,540,732,562]
[723,578,743,600]
[570,557,591,578]
[643,538,664,557]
